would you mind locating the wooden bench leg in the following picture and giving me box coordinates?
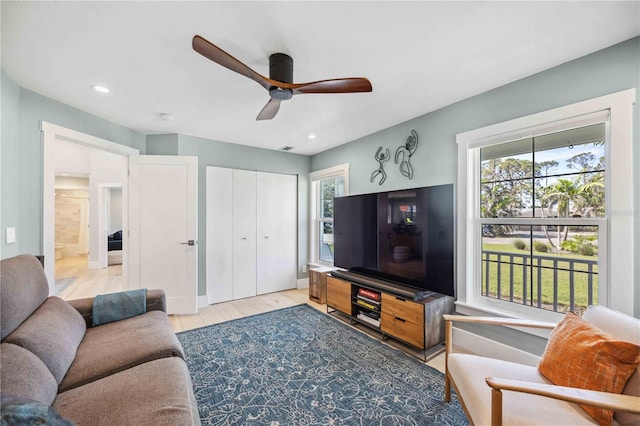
[491,388,503,426]
[444,319,452,402]
[444,374,451,402]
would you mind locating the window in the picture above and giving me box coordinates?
[310,164,349,265]
[457,90,635,322]
[479,125,605,316]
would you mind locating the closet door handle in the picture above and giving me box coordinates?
[263,236,269,239]
[241,237,247,240]
[180,240,195,246]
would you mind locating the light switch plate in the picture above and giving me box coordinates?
[6,227,16,244]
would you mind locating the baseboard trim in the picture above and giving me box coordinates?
[452,327,540,367]
[297,278,309,289]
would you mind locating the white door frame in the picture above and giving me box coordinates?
[42,122,138,295]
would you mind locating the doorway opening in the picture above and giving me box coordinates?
[42,122,139,297]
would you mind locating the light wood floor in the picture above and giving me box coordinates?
[55,255,446,372]
[168,288,317,332]
[55,255,124,300]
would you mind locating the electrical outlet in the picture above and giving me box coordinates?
[302,265,308,273]
[6,227,16,244]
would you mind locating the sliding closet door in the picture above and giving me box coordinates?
[206,167,233,304]
[256,172,297,294]
[232,169,257,299]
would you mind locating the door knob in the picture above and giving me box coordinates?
[180,240,195,246]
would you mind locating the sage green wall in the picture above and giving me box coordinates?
[312,37,640,328]
[1,70,22,259]
[146,134,179,155]
[169,134,311,297]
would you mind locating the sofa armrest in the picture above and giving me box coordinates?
[485,377,640,426]
[66,297,94,327]
[145,289,167,313]
[67,289,167,328]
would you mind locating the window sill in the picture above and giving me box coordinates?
[454,301,559,339]
[310,260,337,269]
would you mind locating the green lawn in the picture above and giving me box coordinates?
[481,243,598,314]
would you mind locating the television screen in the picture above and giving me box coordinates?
[333,184,454,297]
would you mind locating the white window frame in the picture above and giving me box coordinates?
[309,163,349,266]
[456,89,635,325]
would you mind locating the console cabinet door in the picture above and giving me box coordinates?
[380,312,425,349]
[326,276,352,315]
[381,293,425,349]
[381,293,423,324]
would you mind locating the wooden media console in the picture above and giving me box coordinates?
[326,270,454,360]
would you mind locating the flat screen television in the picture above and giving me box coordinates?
[333,184,454,297]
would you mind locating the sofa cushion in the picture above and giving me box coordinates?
[53,357,200,426]
[0,255,50,340]
[449,353,598,425]
[1,394,74,426]
[3,297,86,384]
[0,344,58,405]
[59,310,185,392]
[538,312,640,425]
[582,305,640,426]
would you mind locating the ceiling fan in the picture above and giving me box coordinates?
[192,35,373,121]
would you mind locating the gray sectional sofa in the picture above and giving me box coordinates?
[0,254,200,425]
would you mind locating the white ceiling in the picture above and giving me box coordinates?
[2,1,639,156]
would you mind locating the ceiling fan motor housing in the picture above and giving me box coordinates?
[269,53,293,100]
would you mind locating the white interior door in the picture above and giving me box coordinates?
[257,172,297,294]
[232,169,257,299]
[129,155,198,314]
[206,166,233,304]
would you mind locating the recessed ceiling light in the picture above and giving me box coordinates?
[92,85,109,94]
[160,113,175,121]
[308,134,316,140]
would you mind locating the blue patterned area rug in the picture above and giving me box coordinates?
[177,304,468,425]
